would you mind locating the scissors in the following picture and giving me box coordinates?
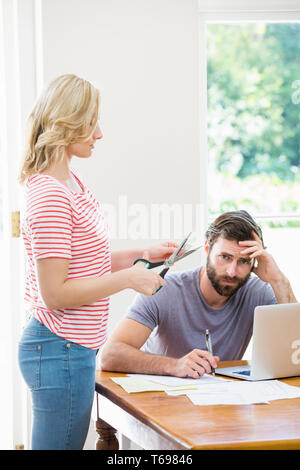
[133,232,202,292]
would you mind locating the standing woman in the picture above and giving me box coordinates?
[18,74,176,450]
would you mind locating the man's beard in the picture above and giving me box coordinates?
[206,257,251,298]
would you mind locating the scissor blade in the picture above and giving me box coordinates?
[166,232,192,266]
[174,245,202,262]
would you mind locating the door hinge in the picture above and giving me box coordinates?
[11,210,20,238]
[15,444,24,450]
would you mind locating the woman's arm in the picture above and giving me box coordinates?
[36,257,164,310]
[111,250,143,272]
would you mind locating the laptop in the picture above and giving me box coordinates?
[216,303,300,381]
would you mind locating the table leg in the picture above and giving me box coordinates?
[95,393,119,450]
[95,416,119,450]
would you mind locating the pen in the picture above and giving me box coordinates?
[205,329,215,376]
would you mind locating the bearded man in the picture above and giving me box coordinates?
[100,211,297,378]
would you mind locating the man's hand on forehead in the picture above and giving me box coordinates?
[238,230,264,261]
[238,230,283,283]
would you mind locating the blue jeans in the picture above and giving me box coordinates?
[18,317,97,450]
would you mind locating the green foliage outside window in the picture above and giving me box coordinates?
[207,23,300,227]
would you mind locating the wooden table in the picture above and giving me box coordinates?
[95,361,300,450]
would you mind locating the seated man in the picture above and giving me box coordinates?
[100,210,297,378]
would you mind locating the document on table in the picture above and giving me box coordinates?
[111,373,228,394]
[127,373,229,386]
[165,379,300,406]
[110,372,300,405]
[110,377,197,393]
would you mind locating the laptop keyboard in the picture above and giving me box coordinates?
[233,369,251,376]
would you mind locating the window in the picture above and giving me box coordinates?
[199,0,300,359]
[205,21,300,302]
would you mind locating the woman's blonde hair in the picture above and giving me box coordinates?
[19,74,100,184]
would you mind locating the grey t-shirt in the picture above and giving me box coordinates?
[126,266,277,361]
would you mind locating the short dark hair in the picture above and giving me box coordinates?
[205,210,264,248]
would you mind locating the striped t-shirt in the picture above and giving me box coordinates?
[22,169,111,349]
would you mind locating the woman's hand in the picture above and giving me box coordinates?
[123,241,178,296]
[126,262,165,296]
[111,241,178,273]
[142,241,178,262]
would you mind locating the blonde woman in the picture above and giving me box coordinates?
[18,74,177,450]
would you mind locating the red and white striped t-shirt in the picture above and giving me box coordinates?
[22,169,111,349]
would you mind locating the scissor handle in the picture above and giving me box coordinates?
[133,259,168,295]
[154,267,170,294]
[159,267,170,278]
[133,258,165,269]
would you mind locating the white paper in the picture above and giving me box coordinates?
[110,377,199,394]
[166,379,300,406]
[112,373,300,403]
[188,382,268,405]
[189,392,266,406]
[127,373,229,387]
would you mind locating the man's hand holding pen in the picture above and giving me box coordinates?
[168,349,219,379]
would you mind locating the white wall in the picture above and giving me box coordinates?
[40,0,202,333]
[37,0,202,450]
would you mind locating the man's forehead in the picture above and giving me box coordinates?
[211,236,248,255]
